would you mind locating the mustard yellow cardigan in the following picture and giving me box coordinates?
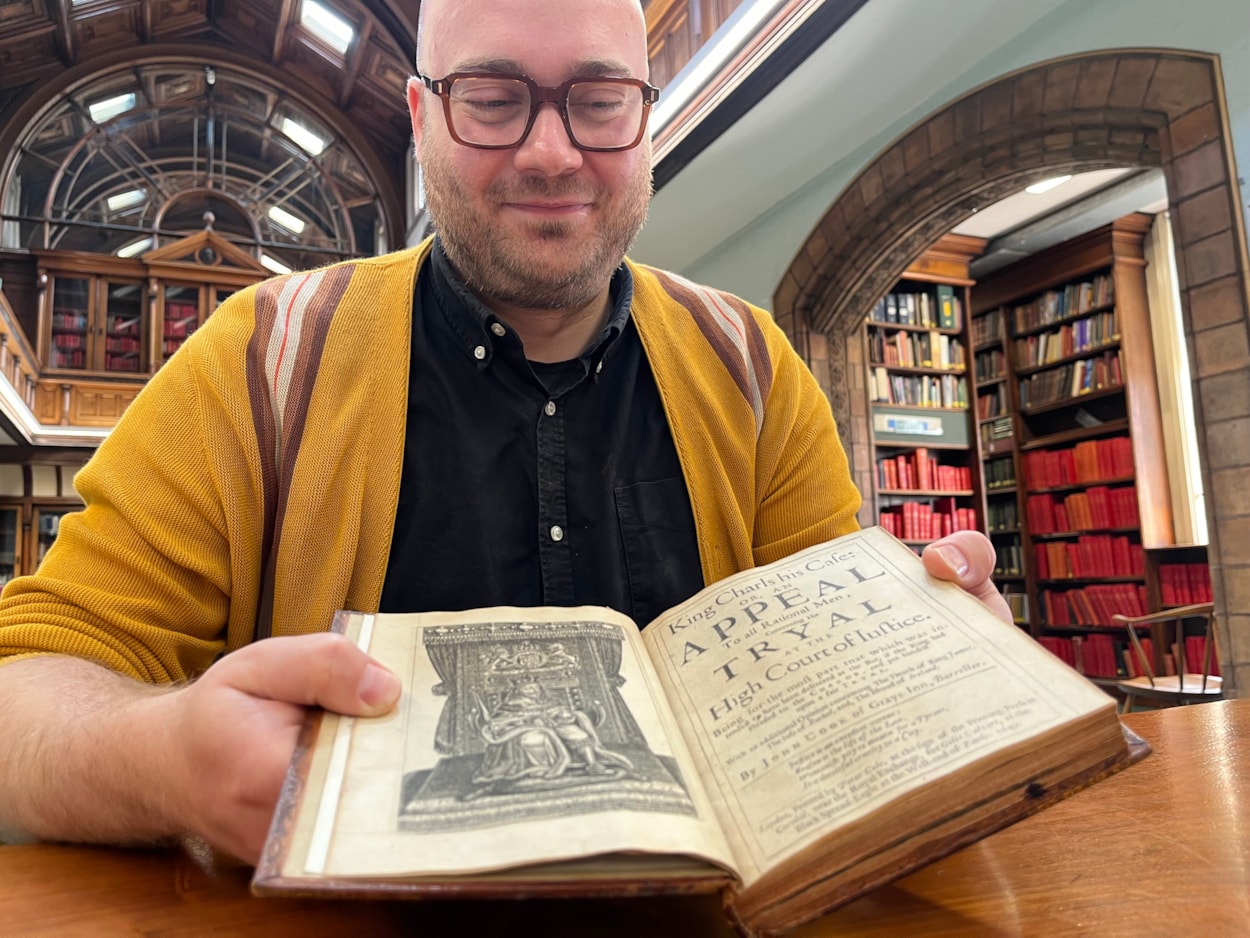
[0,241,859,681]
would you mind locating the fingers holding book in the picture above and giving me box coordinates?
[923,530,1013,624]
[167,633,401,863]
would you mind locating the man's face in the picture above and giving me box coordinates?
[409,0,652,312]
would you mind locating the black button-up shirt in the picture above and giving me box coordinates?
[379,241,703,627]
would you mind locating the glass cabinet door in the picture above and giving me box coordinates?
[103,280,147,373]
[0,506,19,586]
[49,276,90,370]
[162,283,201,363]
[213,286,234,310]
[34,508,72,566]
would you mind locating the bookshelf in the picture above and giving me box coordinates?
[41,272,150,374]
[0,456,88,581]
[971,302,1028,627]
[864,236,984,550]
[971,213,1189,683]
[1137,543,1219,682]
[34,230,267,377]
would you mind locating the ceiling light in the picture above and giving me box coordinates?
[116,237,152,258]
[106,189,146,212]
[280,117,327,156]
[1025,175,1073,195]
[88,92,137,123]
[268,205,306,235]
[300,0,355,54]
[261,254,293,275]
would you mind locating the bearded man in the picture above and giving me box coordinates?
[0,0,1005,862]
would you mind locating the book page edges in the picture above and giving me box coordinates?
[253,610,362,891]
[724,716,1150,937]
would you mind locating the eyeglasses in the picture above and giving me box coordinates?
[416,71,660,152]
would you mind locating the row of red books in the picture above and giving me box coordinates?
[1026,485,1139,534]
[1041,584,1149,626]
[1123,637,1221,679]
[164,318,198,338]
[1173,636,1220,677]
[1035,535,1144,579]
[1037,634,1121,678]
[1022,436,1134,488]
[54,349,85,368]
[879,502,977,541]
[1158,563,1213,605]
[1039,634,1220,680]
[876,449,971,492]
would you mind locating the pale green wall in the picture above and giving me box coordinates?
[674,0,1250,308]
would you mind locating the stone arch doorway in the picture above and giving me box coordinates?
[773,50,1250,693]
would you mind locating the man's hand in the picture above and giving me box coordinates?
[922,530,1013,625]
[162,633,401,863]
[0,634,400,865]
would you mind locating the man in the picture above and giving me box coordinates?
[0,0,1006,864]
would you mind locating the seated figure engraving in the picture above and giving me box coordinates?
[400,622,696,831]
[465,681,633,798]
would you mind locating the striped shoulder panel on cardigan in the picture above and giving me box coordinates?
[644,267,774,437]
[246,265,356,640]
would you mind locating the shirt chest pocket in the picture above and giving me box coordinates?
[614,478,702,627]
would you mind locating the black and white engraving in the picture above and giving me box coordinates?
[399,620,696,833]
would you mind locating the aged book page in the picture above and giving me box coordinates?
[279,606,739,880]
[641,526,1118,889]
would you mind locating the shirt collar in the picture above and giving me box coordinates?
[428,237,633,374]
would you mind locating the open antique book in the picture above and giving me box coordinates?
[253,526,1147,936]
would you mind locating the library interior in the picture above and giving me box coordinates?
[0,0,1248,933]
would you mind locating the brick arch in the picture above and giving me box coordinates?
[774,50,1250,693]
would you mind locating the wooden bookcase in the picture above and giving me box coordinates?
[0,452,90,583]
[971,303,1029,627]
[970,213,1187,684]
[36,256,149,375]
[863,236,985,550]
[33,230,268,378]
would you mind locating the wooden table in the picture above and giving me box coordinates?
[5,700,1248,936]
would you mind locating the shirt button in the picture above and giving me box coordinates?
[550,525,564,542]
[595,360,603,375]
[544,401,557,417]
[473,345,486,360]
[490,323,506,337]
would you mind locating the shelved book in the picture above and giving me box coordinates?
[1018,350,1122,409]
[1038,634,1123,679]
[1158,564,1213,605]
[1010,273,1114,333]
[1034,536,1144,579]
[1041,584,1150,625]
[876,449,970,492]
[254,527,1146,937]
[879,499,977,541]
[1022,437,1134,487]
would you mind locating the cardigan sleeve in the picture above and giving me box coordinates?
[0,300,265,683]
[749,315,862,568]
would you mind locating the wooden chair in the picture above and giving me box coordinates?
[1113,602,1223,713]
